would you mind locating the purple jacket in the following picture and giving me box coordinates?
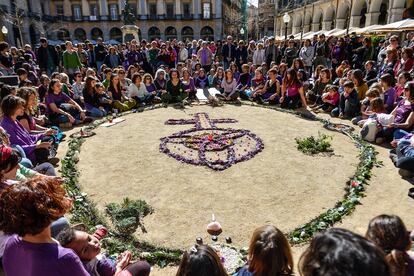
[0,116,43,162]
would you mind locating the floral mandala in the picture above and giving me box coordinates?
[160,113,264,170]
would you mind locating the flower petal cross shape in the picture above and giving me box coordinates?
[159,113,264,171]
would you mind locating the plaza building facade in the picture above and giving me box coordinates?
[0,0,244,47]
[258,0,276,37]
[274,0,413,37]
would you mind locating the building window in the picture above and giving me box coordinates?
[72,5,82,21]
[166,3,174,18]
[183,3,191,17]
[90,4,99,20]
[56,4,64,16]
[149,3,157,19]
[109,4,119,20]
[203,2,211,19]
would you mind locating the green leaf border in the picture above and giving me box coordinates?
[59,102,380,267]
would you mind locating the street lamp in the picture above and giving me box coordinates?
[240,27,245,41]
[283,12,290,42]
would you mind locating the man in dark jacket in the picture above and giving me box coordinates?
[235,40,248,71]
[36,38,58,76]
[221,36,237,70]
[265,37,280,68]
[94,37,107,73]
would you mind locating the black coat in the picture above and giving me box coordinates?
[221,43,237,61]
[235,46,248,66]
[36,45,58,71]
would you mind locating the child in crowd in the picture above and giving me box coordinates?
[364,60,377,86]
[352,88,381,126]
[102,68,113,90]
[57,227,151,276]
[95,83,113,112]
[37,75,50,104]
[379,73,396,113]
[331,81,359,118]
[313,85,340,113]
[208,68,215,87]
[237,64,251,98]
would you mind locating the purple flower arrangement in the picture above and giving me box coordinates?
[160,113,264,171]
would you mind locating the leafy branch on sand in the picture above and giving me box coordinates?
[295,132,333,155]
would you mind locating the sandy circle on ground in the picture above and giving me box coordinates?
[78,105,358,250]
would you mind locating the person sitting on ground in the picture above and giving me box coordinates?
[312,85,340,113]
[212,67,225,93]
[235,225,293,276]
[366,214,414,275]
[128,73,154,107]
[0,144,56,188]
[154,69,168,96]
[376,81,414,142]
[396,72,412,101]
[83,76,107,118]
[176,244,228,276]
[0,176,88,276]
[46,79,91,128]
[162,69,186,107]
[352,88,381,126]
[280,68,305,109]
[352,69,369,101]
[332,81,359,119]
[379,73,397,114]
[247,68,266,100]
[72,72,85,106]
[107,73,136,112]
[252,68,280,104]
[17,87,55,134]
[237,64,252,98]
[0,95,59,166]
[299,228,390,276]
[364,60,377,87]
[101,68,113,90]
[142,73,157,97]
[218,69,239,101]
[181,68,196,101]
[390,132,414,177]
[57,227,151,276]
[195,68,210,89]
[308,68,331,106]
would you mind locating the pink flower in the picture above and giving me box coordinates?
[351,180,359,188]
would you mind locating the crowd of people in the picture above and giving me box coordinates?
[0,177,413,276]
[0,30,413,275]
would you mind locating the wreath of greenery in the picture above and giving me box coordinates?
[60,103,380,268]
